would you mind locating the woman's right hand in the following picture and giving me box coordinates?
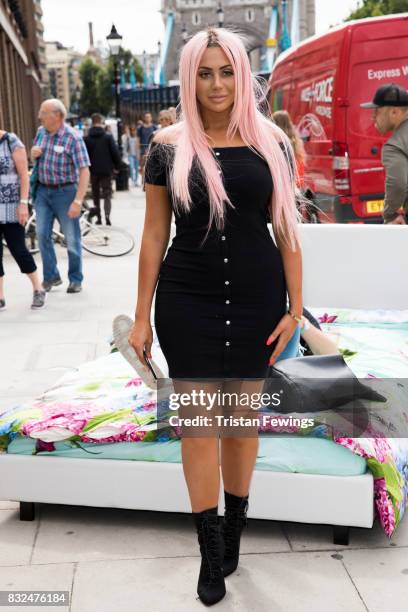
[128,318,153,369]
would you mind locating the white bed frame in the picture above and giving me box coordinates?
[1,224,407,544]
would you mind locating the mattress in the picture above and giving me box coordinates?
[7,434,367,477]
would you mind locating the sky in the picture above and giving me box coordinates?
[41,0,361,56]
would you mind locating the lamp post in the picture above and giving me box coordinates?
[182,23,188,44]
[157,40,161,86]
[106,24,128,191]
[217,3,224,28]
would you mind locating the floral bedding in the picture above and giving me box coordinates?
[1,308,408,537]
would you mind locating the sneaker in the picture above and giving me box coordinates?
[31,290,47,310]
[67,283,82,294]
[42,276,63,292]
[0,299,6,311]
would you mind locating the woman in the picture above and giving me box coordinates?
[129,28,302,606]
[147,109,176,146]
[0,130,46,310]
[272,110,306,189]
[126,126,141,187]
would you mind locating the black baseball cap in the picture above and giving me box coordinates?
[361,83,408,108]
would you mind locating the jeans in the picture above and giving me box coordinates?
[128,155,139,184]
[90,174,112,220]
[35,184,83,284]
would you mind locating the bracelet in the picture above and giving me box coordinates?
[19,199,29,205]
[73,199,82,207]
[288,310,303,324]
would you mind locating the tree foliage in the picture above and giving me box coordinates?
[345,0,408,20]
[78,49,143,118]
[78,59,102,117]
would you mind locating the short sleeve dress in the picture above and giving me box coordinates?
[144,141,287,379]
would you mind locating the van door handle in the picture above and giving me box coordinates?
[371,146,378,154]
[328,148,333,155]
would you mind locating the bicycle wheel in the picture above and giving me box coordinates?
[81,223,135,257]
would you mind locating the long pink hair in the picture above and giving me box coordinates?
[157,28,300,251]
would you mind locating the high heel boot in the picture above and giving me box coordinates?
[221,490,249,577]
[193,506,226,606]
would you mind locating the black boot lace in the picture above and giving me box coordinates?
[223,499,249,556]
[197,514,223,583]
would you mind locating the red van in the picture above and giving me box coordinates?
[268,14,408,223]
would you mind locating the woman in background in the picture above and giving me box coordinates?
[0,130,46,310]
[126,126,141,187]
[272,110,306,189]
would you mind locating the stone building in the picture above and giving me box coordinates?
[0,0,46,144]
[46,41,83,111]
[161,0,315,82]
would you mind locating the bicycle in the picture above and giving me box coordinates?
[22,200,135,257]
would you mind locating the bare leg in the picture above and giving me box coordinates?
[173,379,222,512]
[26,271,43,292]
[220,378,263,497]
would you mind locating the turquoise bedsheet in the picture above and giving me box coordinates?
[7,434,367,477]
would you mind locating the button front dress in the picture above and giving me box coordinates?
[144,142,287,379]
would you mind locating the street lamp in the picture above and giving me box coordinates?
[182,23,188,44]
[106,24,128,191]
[217,3,224,28]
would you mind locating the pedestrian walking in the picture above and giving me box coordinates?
[361,83,408,224]
[31,99,90,294]
[84,113,121,224]
[0,130,46,310]
[125,126,141,187]
[129,27,301,606]
[137,111,158,178]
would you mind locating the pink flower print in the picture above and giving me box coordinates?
[374,478,396,537]
[126,378,143,388]
[372,437,392,463]
[334,437,370,459]
[318,313,338,324]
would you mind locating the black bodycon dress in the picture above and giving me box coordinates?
[144,142,287,380]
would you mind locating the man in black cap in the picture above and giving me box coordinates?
[361,83,408,224]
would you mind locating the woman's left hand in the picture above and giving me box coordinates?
[266,313,299,366]
[17,203,29,226]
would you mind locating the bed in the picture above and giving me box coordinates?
[1,224,407,545]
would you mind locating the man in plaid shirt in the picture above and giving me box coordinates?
[31,99,90,293]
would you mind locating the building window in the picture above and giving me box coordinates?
[192,11,201,26]
[245,8,255,23]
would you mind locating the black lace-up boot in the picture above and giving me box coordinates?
[193,506,226,606]
[221,490,249,577]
